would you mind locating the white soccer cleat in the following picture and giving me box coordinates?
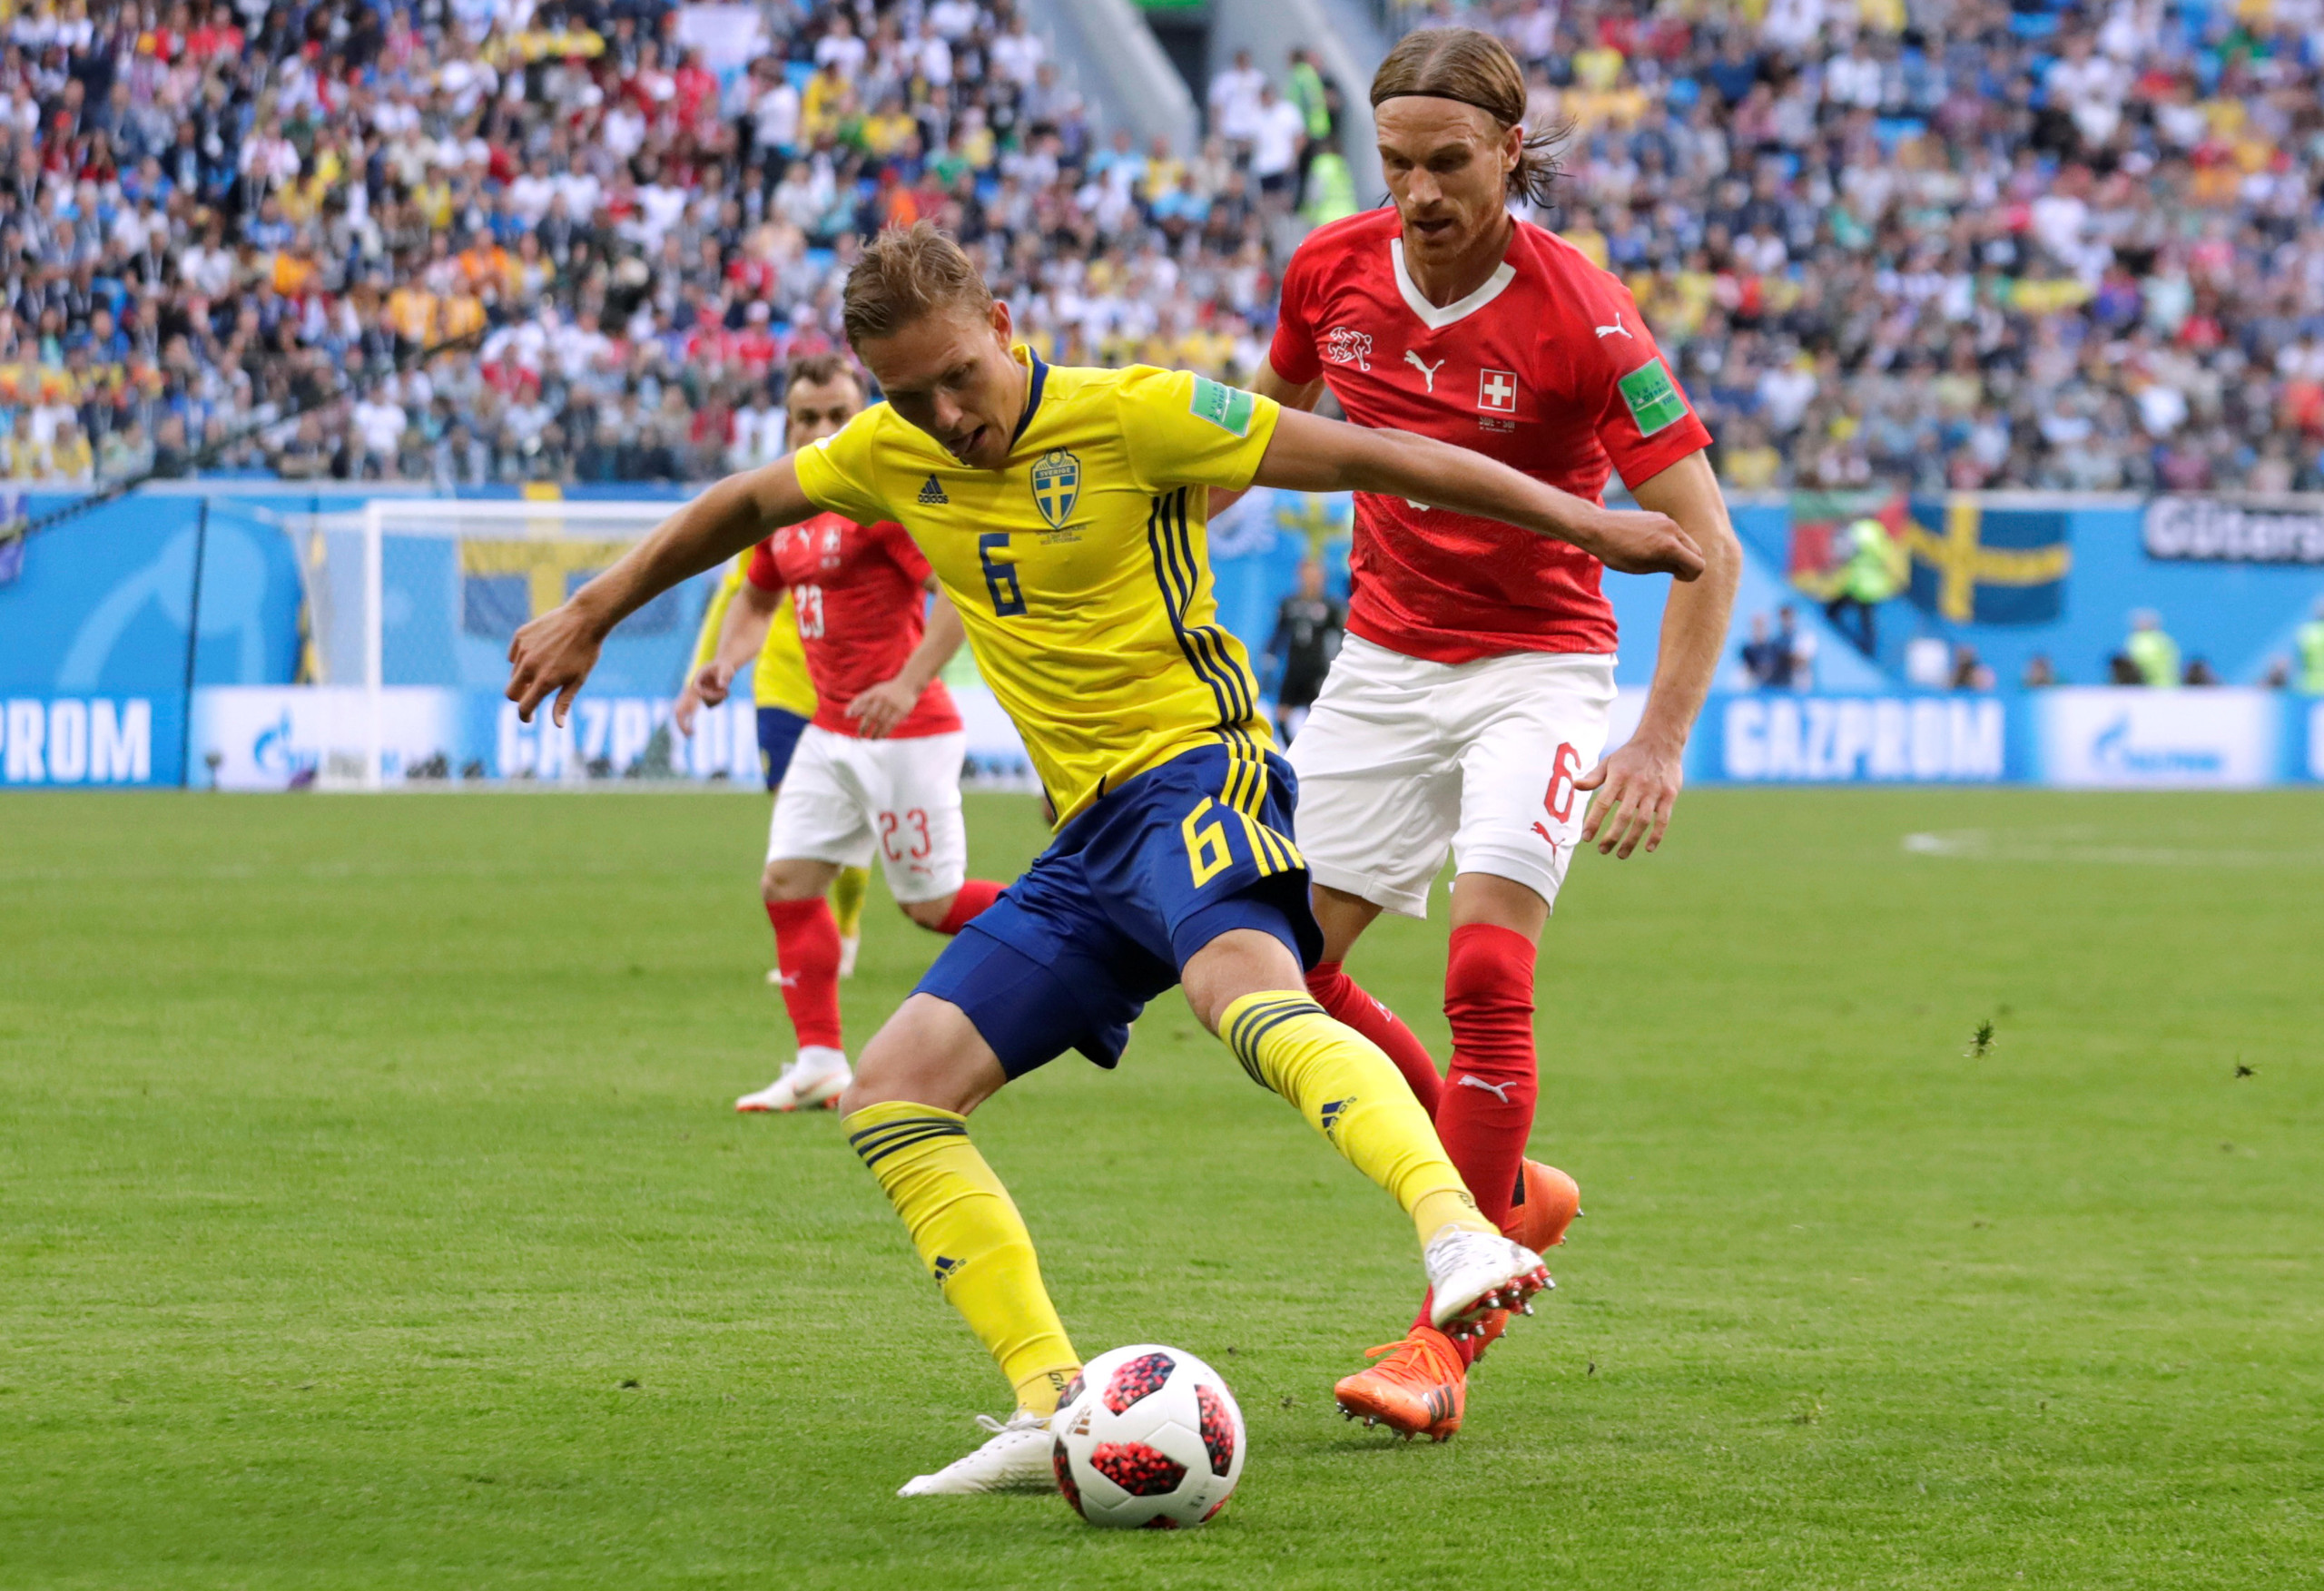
[1423,1224,1552,1338]
[734,1046,852,1113]
[838,935,861,979]
[897,1410,1057,1497]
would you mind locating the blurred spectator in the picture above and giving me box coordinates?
[2125,610,2181,687]
[1210,48,1266,147]
[2298,601,2324,693]
[1950,644,1995,692]
[2021,653,2057,689]
[1250,84,1307,206]
[1262,556,1344,741]
[2182,656,2220,686]
[1778,604,1815,691]
[1825,516,1899,656]
[1738,611,1786,688]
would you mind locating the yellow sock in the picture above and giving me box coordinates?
[844,1101,1080,1413]
[1219,992,1495,1248]
[829,865,870,942]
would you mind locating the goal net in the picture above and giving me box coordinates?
[297,496,754,787]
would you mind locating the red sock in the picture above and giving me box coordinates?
[765,898,842,1050]
[1305,960,1443,1116]
[933,879,1003,936]
[1436,923,1540,1233]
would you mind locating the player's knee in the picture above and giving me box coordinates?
[761,861,817,902]
[840,995,1008,1118]
[900,895,951,931]
[1444,923,1538,1025]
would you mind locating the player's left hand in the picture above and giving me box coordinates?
[845,677,918,740]
[1575,738,1683,859]
[507,602,606,727]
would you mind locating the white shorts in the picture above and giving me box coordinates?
[766,726,969,904]
[1285,635,1616,918]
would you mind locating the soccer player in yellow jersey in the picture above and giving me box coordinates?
[674,358,873,1014]
[508,222,1703,1494]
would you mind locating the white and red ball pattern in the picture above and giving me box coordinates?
[1050,1343,1246,1528]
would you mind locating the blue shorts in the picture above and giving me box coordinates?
[916,741,1322,1078]
[757,707,810,791]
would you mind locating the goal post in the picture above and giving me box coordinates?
[304,496,717,787]
[276,492,1033,790]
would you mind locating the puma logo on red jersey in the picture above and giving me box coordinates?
[1594,314,1632,339]
[1403,349,1444,391]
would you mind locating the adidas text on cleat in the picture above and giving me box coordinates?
[897,1410,1056,1496]
[734,1046,852,1113]
[1334,1327,1465,1440]
[1423,1225,1551,1338]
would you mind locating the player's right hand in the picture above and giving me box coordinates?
[507,602,605,727]
[675,663,737,736]
[1583,509,1705,580]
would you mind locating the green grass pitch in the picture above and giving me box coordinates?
[3,787,2318,1588]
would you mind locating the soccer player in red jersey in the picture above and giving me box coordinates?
[685,353,1006,1115]
[1253,27,1742,1439]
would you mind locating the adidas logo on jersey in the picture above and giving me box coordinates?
[1319,1096,1357,1138]
[931,1254,963,1288]
[918,475,950,505]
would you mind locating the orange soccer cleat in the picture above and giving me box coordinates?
[1505,1160,1581,1257]
[1461,1164,1582,1364]
[1334,1326,1466,1441]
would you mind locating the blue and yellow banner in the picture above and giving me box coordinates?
[1904,496,2072,624]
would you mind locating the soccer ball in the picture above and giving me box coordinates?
[1050,1343,1246,1528]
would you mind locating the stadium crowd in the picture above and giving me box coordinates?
[8,0,2324,493]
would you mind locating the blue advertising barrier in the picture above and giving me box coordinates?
[8,483,2324,788]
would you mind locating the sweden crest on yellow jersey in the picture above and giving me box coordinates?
[1030,449,1080,529]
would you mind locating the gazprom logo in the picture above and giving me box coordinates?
[1029,449,1080,529]
[1721,696,2004,782]
[2090,715,2225,776]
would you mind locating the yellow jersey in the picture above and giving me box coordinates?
[691,552,817,719]
[794,351,1281,822]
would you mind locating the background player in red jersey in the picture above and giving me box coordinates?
[686,354,1004,1115]
[1251,27,1742,1439]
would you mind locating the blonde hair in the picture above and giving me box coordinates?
[1371,27,1562,207]
[841,222,995,346]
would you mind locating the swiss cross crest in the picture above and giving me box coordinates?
[1478,368,1519,414]
[1324,326,1373,370]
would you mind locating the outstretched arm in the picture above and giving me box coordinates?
[1251,407,1706,580]
[1575,449,1740,859]
[1208,363,1324,521]
[508,456,816,724]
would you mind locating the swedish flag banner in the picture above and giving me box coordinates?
[1904,496,2072,624]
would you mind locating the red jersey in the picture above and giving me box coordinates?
[1270,209,1712,663]
[744,513,961,739]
